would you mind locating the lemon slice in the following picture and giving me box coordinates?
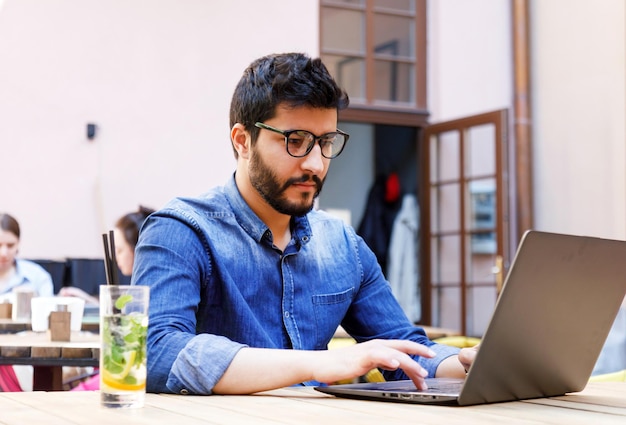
[106,350,137,381]
[102,375,145,392]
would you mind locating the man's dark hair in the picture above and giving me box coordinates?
[229,52,349,157]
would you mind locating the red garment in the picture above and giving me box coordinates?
[0,365,22,392]
[384,173,401,203]
[71,373,100,391]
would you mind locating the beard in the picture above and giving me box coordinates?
[249,148,324,216]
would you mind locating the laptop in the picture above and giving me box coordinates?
[315,230,626,406]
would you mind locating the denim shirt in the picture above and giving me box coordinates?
[133,175,459,394]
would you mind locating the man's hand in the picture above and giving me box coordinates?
[459,344,479,373]
[434,343,480,378]
[313,339,435,390]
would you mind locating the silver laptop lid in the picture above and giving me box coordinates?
[459,230,626,405]
[315,230,626,405]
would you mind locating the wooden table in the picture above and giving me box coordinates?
[0,319,30,334]
[0,383,624,424]
[0,317,99,334]
[0,331,99,391]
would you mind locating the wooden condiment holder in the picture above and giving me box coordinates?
[48,304,71,342]
[0,301,11,319]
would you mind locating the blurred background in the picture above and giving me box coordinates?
[1,0,624,335]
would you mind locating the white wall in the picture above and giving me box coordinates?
[427,0,512,121]
[531,0,626,240]
[0,0,319,258]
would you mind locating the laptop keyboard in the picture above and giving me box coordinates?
[368,378,463,394]
[422,379,463,394]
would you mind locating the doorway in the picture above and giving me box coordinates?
[319,109,510,337]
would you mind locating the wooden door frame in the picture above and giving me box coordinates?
[420,109,509,333]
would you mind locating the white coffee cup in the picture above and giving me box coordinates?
[31,296,86,332]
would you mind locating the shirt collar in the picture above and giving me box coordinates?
[223,174,312,247]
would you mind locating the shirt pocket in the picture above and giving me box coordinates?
[312,287,354,349]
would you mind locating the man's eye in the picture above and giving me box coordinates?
[320,137,336,147]
[287,136,307,147]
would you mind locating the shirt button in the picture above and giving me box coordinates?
[180,389,189,395]
[284,311,290,318]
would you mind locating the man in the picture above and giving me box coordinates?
[134,52,476,395]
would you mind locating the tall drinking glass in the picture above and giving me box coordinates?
[100,285,149,408]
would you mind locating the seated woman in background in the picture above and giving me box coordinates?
[0,212,54,392]
[0,213,53,299]
[59,205,155,304]
[113,205,156,275]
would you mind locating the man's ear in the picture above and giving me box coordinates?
[231,123,251,159]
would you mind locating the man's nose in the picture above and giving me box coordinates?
[301,143,325,174]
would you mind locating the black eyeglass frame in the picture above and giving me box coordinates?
[254,122,349,159]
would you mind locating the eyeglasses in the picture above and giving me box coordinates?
[254,122,349,159]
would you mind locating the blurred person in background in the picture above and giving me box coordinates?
[0,213,53,299]
[0,212,54,392]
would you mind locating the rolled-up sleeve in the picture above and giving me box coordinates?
[167,334,247,394]
[418,343,460,378]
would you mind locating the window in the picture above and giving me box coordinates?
[321,0,426,110]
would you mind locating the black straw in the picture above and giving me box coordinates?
[102,233,112,285]
[102,231,120,285]
[108,230,119,285]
